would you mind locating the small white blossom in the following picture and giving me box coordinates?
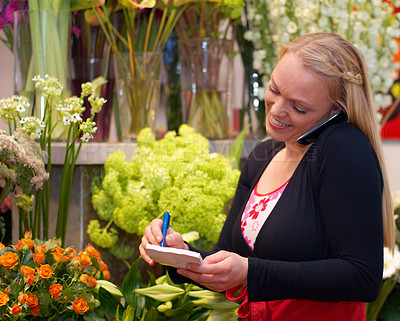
[383,245,400,279]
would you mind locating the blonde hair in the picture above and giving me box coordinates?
[280,33,395,251]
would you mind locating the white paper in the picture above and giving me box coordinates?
[146,244,203,268]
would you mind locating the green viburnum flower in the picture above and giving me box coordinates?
[90,125,240,246]
[87,219,118,249]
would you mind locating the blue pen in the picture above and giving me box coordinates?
[160,211,170,247]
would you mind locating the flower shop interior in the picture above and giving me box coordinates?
[1,0,400,320]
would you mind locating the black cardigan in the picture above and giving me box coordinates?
[168,124,384,303]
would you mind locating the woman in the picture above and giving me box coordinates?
[139,33,395,320]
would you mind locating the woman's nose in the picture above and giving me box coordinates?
[269,98,288,117]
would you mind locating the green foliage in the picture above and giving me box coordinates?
[100,258,240,321]
[89,125,241,249]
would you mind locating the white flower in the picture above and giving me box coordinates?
[63,116,71,125]
[71,113,82,123]
[383,245,400,279]
[246,0,400,112]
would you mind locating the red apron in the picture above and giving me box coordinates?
[226,286,366,321]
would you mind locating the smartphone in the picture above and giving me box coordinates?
[297,110,348,145]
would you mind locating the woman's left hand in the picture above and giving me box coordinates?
[177,250,248,292]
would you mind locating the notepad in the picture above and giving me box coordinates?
[146,244,203,268]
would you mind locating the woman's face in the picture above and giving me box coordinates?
[264,52,335,144]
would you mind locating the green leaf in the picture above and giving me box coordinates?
[122,257,142,306]
[227,124,250,170]
[95,280,123,298]
[83,311,107,321]
[99,286,125,318]
[143,307,164,321]
[121,305,135,321]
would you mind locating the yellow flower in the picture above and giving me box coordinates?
[119,0,156,9]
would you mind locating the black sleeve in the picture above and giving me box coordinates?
[247,126,384,302]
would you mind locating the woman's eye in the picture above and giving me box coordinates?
[293,105,306,114]
[268,85,279,95]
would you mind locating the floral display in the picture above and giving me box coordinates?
[0,0,28,51]
[175,0,245,139]
[84,0,189,138]
[244,0,400,111]
[88,125,241,255]
[0,233,112,320]
[0,75,106,244]
[97,257,239,320]
[175,0,244,40]
[366,190,400,320]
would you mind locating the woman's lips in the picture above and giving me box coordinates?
[270,116,291,128]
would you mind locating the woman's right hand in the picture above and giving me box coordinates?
[139,219,188,266]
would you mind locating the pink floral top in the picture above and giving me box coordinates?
[241,180,289,249]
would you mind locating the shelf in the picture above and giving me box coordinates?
[49,140,264,165]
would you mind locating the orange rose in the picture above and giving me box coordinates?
[19,238,34,250]
[36,264,53,279]
[30,305,40,316]
[26,294,38,307]
[53,246,65,253]
[78,252,92,267]
[85,244,100,258]
[0,291,9,306]
[35,244,46,253]
[25,274,35,285]
[0,242,5,250]
[98,259,108,271]
[103,269,110,280]
[72,297,89,314]
[49,284,63,296]
[51,252,63,262]
[21,265,35,277]
[80,274,89,283]
[86,276,97,289]
[66,247,76,256]
[11,303,21,315]
[1,252,19,269]
[33,252,45,265]
[18,293,27,304]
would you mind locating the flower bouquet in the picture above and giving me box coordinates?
[87,0,189,140]
[98,257,239,320]
[0,75,106,245]
[0,233,113,320]
[244,0,400,112]
[88,125,242,259]
[175,0,244,139]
